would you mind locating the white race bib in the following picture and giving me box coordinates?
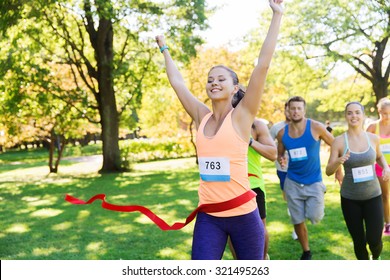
[380,144,390,154]
[289,147,308,162]
[352,165,374,183]
[198,157,230,182]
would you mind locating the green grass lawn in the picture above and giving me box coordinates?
[0,149,389,260]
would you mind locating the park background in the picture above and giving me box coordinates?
[0,0,389,260]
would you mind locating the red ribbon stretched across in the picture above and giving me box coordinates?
[65,190,256,231]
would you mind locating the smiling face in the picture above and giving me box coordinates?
[345,102,364,128]
[206,66,238,101]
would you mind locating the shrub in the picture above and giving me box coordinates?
[119,137,195,170]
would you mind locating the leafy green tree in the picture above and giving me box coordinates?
[0,0,27,37]
[0,0,209,173]
[0,30,94,172]
[285,0,390,106]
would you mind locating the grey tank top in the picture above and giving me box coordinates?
[341,132,381,200]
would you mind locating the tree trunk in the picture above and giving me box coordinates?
[372,37,389,106]
[95,17,122,173]
[372,77,388,107]
[48,131,55,172]
[48,129,66,173]
[99,91,122,173]
[54,135,66,173]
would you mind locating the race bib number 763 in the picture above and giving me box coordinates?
[198,157,230,182]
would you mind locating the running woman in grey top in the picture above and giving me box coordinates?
[341,132,381,200]
[326,101,390,260]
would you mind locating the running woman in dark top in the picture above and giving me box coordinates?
[326,101,390,260]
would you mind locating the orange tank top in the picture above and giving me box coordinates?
[196,109,257,217]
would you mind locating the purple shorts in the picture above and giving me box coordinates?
[191,209,264,260]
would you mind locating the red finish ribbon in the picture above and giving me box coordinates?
[65,190,256,231]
